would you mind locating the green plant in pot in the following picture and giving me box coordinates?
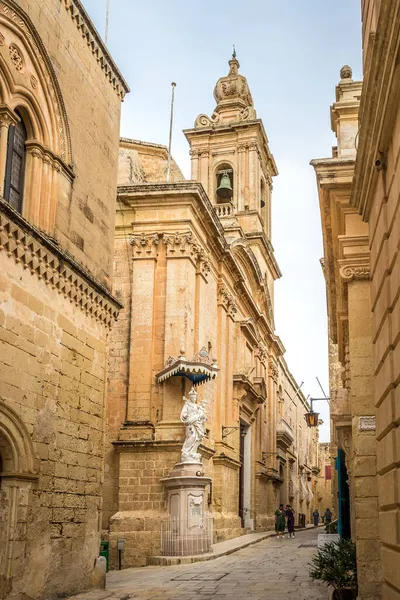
[309,538,357,600]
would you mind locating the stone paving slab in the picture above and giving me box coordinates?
[148,524,317,565]
[65,527,330,600]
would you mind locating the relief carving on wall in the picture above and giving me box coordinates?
[163,232,211,279]
[217,283,238,318]
[9,43,24,71]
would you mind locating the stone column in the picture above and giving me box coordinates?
[128,233,160,425]
[190,148,200,180]
[237,144,247,212]
[0,106,19,197]
[248,142,259,211]
[199,150,209,195]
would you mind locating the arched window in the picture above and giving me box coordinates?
[4,113,27,213]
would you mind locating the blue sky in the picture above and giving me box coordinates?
[82,0,363,441]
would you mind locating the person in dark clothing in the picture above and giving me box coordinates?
[286,504,295,538]
[313,509,320,527]
[275,504,286,538]
[324,508,333,530]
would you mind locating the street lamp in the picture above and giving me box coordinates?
[305,397,329,428]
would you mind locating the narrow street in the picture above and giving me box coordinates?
[79,528,330,600]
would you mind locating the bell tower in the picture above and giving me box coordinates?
[184,52,278,238]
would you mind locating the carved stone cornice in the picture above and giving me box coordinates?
[61,0,129,100]
[0,199,121,327]
[217,282,238,318]
[129,232,160,258]
[163,232,210,279]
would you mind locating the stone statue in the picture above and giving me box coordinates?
[180,387,207,463]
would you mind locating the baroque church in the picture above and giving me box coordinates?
[105,53,319,568]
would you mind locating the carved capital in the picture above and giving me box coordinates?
[163,232,210,279]
[268,360,278,383]
[130,232,160,258]
[218,282,238,318]
[0,104,19,128]
[339,261,370,281]
[237,143,248,153]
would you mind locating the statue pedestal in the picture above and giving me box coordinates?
[160,462,212,556]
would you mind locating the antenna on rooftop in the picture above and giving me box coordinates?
[105,0,110,44]
[166,82,177,183]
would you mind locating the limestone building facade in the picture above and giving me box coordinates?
[0,1,128,598]
[312,66,382,600]
[105,55,319,568]
[315,442,333,517]
[351,3,400,597]
[313,2,400,599]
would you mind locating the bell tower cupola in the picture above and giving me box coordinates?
[184,52,278,238]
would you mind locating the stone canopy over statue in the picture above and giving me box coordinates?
[180,387,207,463]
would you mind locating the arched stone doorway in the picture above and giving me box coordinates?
[0,401,37,599]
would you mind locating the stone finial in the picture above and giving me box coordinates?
[340,65,353,80]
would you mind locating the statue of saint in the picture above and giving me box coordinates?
[180,387,207,463]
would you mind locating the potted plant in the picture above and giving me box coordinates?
[309,538,357,600]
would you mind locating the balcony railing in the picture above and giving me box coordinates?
[215,202,234,219]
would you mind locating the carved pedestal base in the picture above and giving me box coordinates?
[160,462,212,556]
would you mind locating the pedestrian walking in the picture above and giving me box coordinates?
[275,504,286,538]
[312,509,320,527]
[286,504,295,538]
[324,507,332,531]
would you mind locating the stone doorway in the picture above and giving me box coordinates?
[0,402,37,599]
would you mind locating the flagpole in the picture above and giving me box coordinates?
[105,0,110,44]
[166,82,176,183]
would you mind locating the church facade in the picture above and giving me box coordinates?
[0,1,128,598]
[105,56,319,568]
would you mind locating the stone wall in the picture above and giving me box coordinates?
[118,139,184,185]
[351,3,400,597]
[0,222,114,598]
[1,0,127,290]
[0,1,126,598]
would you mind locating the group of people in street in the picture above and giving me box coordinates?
[275,504,333,537]
[274,504,295,539]
[312,507,333,527]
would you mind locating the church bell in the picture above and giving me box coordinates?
[216,171,233,199]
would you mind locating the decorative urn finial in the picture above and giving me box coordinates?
[340,65,353,81]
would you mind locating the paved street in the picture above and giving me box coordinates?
[88,527,330,600]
